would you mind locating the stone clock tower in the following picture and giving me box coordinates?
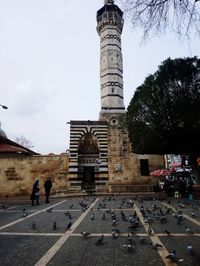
[97,0,126,125]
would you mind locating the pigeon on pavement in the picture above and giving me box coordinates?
[166,250,184,262]
[95,235,104,246]
[123,244,134,252]
[32,221,37,230]
[187,245,194,255]
[151,242,163,249]
[65,211,72,219]
[66,221,72,230]
[165,229,171,236]
[53,221,57,230]
[148,226,153,235]
[81,231,91,238]
[185,226,194,234]
[46,208,53,213]
[90,213,95,220]
[138,237,145,244]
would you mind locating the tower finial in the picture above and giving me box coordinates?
[104,0,114,5]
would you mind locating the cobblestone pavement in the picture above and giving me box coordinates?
[0,195,200,266]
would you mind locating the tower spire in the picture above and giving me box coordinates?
[97,0,125,122]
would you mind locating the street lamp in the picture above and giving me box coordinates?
[0,104,8,109]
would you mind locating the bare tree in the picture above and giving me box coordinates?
[119,0,200,39]
[15,135,34,149]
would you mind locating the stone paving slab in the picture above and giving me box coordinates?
[74,209,146,234]
[0,235,59,266]
[161,236,200,266]
[0,196,200,266]
[47,236,164,266]
[1,210,82,233]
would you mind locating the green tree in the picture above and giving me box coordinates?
[120,0,200,39]
[126,57,200,155]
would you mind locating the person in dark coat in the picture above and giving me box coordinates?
[44,177,52,203]
[30,179,40,206]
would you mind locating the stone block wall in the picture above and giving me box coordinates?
[0,154,69,197]
[107,126,164,191]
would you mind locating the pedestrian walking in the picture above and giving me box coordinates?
[44,177,52,203]
[30,179,40,206]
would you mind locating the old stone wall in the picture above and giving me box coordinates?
[107,126,164,192]
[0,155,69,197]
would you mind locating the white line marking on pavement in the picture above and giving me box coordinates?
[1,231,198,237]
[162,202,200,227]
[0,209,82,213]
[0,200,66,231]
[35,198,99,266]
[134,203,177,266]
[0,206,19,212]
[71,233,200,237]
[0,232,63,236]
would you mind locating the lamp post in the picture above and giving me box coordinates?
[0,104,8,109]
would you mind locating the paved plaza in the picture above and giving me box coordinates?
[0,194,200,266]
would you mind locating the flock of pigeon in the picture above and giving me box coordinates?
[77,196,199,264]
[1,195,200,264]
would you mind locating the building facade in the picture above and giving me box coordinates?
[67,1,164,193]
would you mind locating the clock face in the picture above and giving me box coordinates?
[110,117,119,127]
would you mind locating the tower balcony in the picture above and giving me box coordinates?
[97,5,124,33]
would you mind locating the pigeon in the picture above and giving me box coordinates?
[160,217,168,224]
[21,211,28,217]
[90,213,95,220]
[148,226,153,235]
[65,211,72,219]
[111,230,117,238]
[191,211,196,218]
[166,250,183,262]
[95,235,104,246]
[53,221,57,230]
[138,237,145,244]
[120,210,126,218]
[165,229,171,236]
[146,208,152,214]
[66,221,72,230]
[177,214,183,225]
[32,221,37,230]
[185,226,193,234]
[123,244,134,252]
[187,245,194,255]
[112,219,116,226]
[179,203,185,208]
[127,234,133,244]
[151,242,163,249]
[81,231,91,238]
[165,207,171,215]
[144,217,153,224]
[46,208,53,213]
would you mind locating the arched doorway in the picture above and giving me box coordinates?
[78,133,99,190]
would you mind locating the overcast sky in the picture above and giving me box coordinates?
[0,0,199,155]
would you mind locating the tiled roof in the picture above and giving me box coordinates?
[0,136,39,155]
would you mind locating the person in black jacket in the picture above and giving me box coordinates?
[44,177,52,203]
[30,179,40,206]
